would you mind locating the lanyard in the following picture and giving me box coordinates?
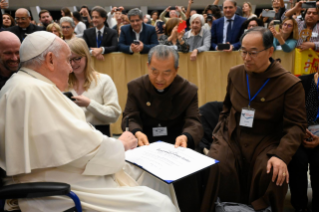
[246,73,270,108]
[314,77,319,122]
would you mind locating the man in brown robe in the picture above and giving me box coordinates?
[201,27,307,212]
[121,45,203,212]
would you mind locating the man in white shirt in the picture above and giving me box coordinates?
[0,31,178,212]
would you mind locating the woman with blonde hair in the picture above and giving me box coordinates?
[46,23,62,38]
[242,2,257,19]
[67,38,121,136]
[270,17,299,53]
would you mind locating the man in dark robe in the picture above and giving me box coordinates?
[0,32,20,90]
[5,8,43,42]
[121,45,203,212]
[201,27,307,212]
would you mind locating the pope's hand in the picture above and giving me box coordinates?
[175,135,187,148]
[119,131,138,151]
[135,131,150,146]
[267,156,289,186]
[72,95,91,107]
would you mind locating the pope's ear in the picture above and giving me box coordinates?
[45,52,55,72]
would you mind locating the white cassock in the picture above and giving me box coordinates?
[0,68,179,212]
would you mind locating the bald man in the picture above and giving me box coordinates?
[5,8,43,42]
[0,32,20,89]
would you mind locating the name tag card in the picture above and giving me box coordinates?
[308,125,319,136]
[239,108,255,128]
[312,32,318,37]
[152,127,168,137]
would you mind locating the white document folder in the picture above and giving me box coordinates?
[125,141,219,184]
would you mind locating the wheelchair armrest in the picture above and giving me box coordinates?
[0,182,71,199]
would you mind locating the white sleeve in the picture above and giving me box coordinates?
[86,75,122,123]
[75,22,87,38]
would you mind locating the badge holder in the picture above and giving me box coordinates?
[152,124,168,137]
[239,106,255,128]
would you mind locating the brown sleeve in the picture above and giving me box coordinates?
[182,92,204,148]
[218,72,232,121]
[274,82,307,164]
[121,83,143,133]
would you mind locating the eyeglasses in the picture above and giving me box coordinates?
[70,57,83,63]
[239,48,269,59]
[62,26,71,30]
[282,23,293,28]
[15,17,27,21]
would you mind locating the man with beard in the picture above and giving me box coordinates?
[39,10,53,29]
[0,31,20,89]
[284,1,319,51]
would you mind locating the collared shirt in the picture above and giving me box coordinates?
[90,26,106,55]
[282,11,319,51]
[223,14,236,44]
[129,24,144,53]
[183,28,211,52]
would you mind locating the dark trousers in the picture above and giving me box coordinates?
[288,145,319,211]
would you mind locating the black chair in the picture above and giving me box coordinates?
[199,101,223,154]
[0,168,82,212]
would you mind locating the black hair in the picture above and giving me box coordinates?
[72,11,82,22]
[241,17,264,30]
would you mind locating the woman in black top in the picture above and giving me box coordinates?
[288,73,319,212]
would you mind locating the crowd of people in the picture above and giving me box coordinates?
[0,0,319,211]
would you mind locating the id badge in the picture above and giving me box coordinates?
[312,32,318,37]
[239,107,255,128]
[308,125,319,136]
[152,127,168,137]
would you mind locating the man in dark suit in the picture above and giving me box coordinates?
[83,6,118,61]
[118,8,158,54]
[5,8,43,43]
[211,0,246,51]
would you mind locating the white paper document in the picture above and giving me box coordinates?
[125,142,219,184]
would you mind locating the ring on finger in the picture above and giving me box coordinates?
[283,172,286,176]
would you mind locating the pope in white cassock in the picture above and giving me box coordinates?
[0,31,179,212]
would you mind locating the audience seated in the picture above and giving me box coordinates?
[211,0,246,51]
[288,72,319,212]
[2,13,15,28]
[39,9,53,30]
[242,2,257,19]
[4,8,43,42]
[0,31,179,212]
[83,6,118,60]
[270,17,299,53]
[118,8,158,54]
[158,18,189,53]
[202,27,307,212]
[284,2,319,52]
[47,22,62,38]
[160,6,187,23]
[184,14,211,61]
[60,17,76,41]
[0,32,20,90]
[73,11,86,38]
[67,38,121,136]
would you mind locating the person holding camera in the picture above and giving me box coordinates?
[202,5,222,31]
[118,8,158,54]
[158,18,189,53]
[79,5,92,28]
[159,6,187,23]
[184,14,211,61]
[284,1,319,52]
[270,17,299,52]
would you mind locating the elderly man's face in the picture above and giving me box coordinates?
[305,8,319,25]
[129,15,143,33]
[52,40,73,91]
[147,54,178,90]
[40,12,53,26]
[15,10,31,28]
[223,1,237,19]
[61,22,74,38]
[191,17,202,33]
[0,39,20,73]
[240,33,273,73]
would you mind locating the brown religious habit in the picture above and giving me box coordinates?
[201,59,307,212]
